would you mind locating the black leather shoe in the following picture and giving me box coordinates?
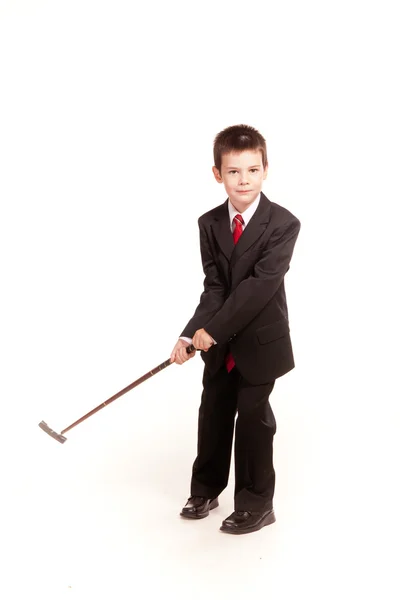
[220,508,276,534]
[180,496,219,519]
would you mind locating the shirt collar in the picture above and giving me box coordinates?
[228,193,261,229]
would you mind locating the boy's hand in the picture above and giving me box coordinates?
[170,339,196,365]
[193,328,215,352]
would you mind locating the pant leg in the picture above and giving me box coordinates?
[233,376,276,513]
[190,365,239,498]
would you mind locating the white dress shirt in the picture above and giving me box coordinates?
[180,193,261,346]
[228,193,260,232]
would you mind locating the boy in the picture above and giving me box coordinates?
[170,124,300,535]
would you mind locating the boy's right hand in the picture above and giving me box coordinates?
[170,339,196,365]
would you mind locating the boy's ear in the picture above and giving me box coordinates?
[212,166,223,183]
[263,164,269,180]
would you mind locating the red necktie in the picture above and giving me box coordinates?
[225,214,244,372]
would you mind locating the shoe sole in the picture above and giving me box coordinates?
[220,509,276,534]
[180,498,219,519]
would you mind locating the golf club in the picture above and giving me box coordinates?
[39,343,197,443]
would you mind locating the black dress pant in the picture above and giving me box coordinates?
[190,364,276,513]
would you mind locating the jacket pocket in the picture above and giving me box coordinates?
[256,319,290,345]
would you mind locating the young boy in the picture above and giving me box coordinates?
[170,124,300,535]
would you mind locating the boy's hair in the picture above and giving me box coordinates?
[213,124,267,172]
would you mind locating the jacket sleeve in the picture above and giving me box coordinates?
[204,216,301,344]
[180,219,227,338]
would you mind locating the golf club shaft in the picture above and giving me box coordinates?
[60,343,196,435]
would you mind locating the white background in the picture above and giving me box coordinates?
[0,1,399,598]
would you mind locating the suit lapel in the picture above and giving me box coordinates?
[211,201,234,261]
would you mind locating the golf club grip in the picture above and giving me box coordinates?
[60,343,198,435]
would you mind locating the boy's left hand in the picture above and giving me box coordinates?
[193,328,215,352]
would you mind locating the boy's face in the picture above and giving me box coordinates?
[212,149,268,212]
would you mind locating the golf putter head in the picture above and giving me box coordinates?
[38,421,67,444]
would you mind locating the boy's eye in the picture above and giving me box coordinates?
[250,169,259,173]
[229,170,238,174]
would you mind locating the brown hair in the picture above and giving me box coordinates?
[213,124,267,172]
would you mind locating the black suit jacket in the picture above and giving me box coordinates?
[181,192,301,385]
